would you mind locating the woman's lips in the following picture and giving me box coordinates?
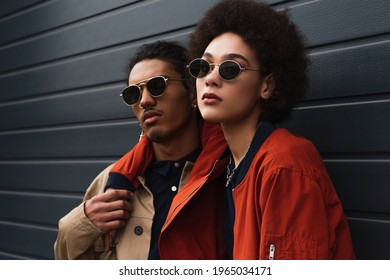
[202,93,222,105]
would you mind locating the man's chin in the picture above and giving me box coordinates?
[144,129,164,143]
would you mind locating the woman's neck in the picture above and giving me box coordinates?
[221,118,259,166]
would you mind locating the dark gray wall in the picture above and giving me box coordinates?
[0,0,389,260]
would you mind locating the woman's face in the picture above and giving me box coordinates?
[196,32,269,125]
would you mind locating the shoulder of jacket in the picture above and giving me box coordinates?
[266,128,317,155]
[84,163,115,200]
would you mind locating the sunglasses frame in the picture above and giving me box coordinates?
[187,58,262,81]
[120,75,186,106]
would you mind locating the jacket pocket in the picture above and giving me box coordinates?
[263,234,317,260]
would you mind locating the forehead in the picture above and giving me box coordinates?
[129,59,177,84]
[203,32,256,61]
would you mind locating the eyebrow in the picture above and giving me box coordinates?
[128,78,148,86]
[129,75,165,86]
[202,52,250,63]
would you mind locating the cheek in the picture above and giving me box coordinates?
[196,80,205,104]
[167,93,193,118]
[132,106,142,121]
[237,79,261,101]
[223,83,261,116]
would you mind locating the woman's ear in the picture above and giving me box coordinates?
[259,73,275,100]
[191,99,197,111]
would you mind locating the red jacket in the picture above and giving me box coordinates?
[232,128,355,259]
[109,120,229,259]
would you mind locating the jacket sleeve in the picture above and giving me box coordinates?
[105,134,153,191]
[259,167,354,259]
[54,164,113,260]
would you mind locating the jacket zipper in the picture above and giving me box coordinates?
[269,244,275,260]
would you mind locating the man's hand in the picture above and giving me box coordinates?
[84,189,133,232]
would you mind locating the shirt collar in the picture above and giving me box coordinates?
[148,145,202,177]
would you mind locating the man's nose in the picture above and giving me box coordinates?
[138,86,156,108]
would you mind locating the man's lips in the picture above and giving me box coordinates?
[142,110,162,125]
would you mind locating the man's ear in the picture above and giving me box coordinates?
[259,73,275,100]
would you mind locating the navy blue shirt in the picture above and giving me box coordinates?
[145,146,201,260]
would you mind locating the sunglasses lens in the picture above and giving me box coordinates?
[122,86,141,105]
[219,61,241,80]
[147,76,167,97]
[189,59,210,78]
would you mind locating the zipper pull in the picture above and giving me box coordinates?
[269,244,275,260]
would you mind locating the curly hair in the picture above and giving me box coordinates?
[188,0,309,123]
[128,40,193,93]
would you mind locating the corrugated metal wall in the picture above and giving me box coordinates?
[0,0,389,260]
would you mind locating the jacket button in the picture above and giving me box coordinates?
[134,226,143,235]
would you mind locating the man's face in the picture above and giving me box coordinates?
[129,59,194,143]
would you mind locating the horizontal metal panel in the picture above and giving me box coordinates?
[326,160,390,213]
[0,121,141,159]
[0,0,137,45]
[2,0,389,73]
[291,0,390,47]
[284,100,390,153]
[0,84,133,130]
[0,222,56,259]
[0,0,42,17]
[0,0,220,73]
[0,161,113,193]
[0,192,82,226]
[0,251,26,260]
[308,38,390,100]
[0,31,189,102]
[348,218,390,260]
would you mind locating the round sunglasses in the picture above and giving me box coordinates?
[120,76,186,106]
[187,58,262,81]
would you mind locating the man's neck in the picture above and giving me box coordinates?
[152,119,200,161]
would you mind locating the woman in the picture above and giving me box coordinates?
[187,0,355,259]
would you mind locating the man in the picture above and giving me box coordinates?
[54,41,229,259]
